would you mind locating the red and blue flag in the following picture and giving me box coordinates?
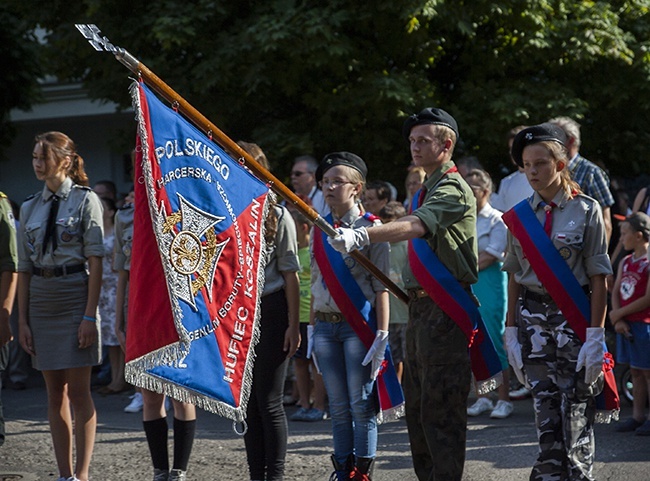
[125,82,269,422]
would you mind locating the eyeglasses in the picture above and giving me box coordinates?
[319,179,355,188]
[290,171,308,177]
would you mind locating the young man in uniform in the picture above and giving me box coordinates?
[328,108,478,481]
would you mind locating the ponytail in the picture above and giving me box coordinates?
[34,131,89,186]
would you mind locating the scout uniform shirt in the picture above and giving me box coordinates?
[113,203,134,272]
[17,177,104,273]
[311,203,389,314]
[402,160,478,289]
[502,189,612,292]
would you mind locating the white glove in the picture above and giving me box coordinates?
[505,326,528,388]
[306,325,314,359]
[362,330,389,381]
[327,227,370,254]
[576,327,605,385]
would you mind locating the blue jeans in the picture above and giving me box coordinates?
[313,320,377,463]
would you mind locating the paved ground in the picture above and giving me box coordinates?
[1,371,649,480]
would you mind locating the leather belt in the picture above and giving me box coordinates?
[522,288,554,305]
[314,311,344,323]
[408,285,480,306]
[32,264,86,278]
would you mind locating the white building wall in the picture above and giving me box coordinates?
[2,82,134,207]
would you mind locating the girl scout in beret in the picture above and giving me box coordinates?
[503,124,613,481]
[311,152,390,481]
[17,132,104,481]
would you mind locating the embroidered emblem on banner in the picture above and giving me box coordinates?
[158,193,229,310]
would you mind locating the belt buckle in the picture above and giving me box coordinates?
[330,313,341,323]
[42,268,55,279]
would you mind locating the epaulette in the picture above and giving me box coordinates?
[119,203,134,210]
[24,193,37,202]
[0,192,6,199]
[73,185,93,191]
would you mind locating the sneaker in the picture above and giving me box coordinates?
[66,477,81,481]
[490,400,514,419]
[290,407,311,421]
[302,408,327,422]
[124,392,144,413]
[467,397,494,416]
[153,468,169,481]
[509,386,532,400]
[635,420,650,436]
[616,417,644,432]
[169,469,187,481]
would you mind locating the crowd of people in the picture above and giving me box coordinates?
[0,108,649,481]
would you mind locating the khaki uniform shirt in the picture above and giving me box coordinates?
[502,189,613,292]
[17,177,104,272]
[402,161,478,288]
[113,203,134,272]
[311,204,389,313]
[0,193,17,273]
[261,204,300,296]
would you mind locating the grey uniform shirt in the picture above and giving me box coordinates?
[113,204,134,272]
[311,204,389,313]
[502,189,612,293]
[17,177,104,272]
[261,204,300,297]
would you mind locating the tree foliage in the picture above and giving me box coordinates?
[7,0,650,190]
[0,4,43,157]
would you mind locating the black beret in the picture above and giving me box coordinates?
[317,152,367,182]
[511,123,567,167]
[402,107,459,141]
[624,212,650,239]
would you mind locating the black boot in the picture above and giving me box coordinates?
[352,456,375,480]
[329,454,354,481]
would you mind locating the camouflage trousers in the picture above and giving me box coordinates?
[403,296,471,481]
[519,295,603,481]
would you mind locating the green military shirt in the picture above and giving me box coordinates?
[402,160,478,288]
[0,192,17,274]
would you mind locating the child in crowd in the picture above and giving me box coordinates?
[378,201,409,382]
[464,169,512,419]
[610,212,650,435]
[288,208,327,422]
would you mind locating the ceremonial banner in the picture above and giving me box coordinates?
[126,82,269,421]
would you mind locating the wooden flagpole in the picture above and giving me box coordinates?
[75,25,409,304]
